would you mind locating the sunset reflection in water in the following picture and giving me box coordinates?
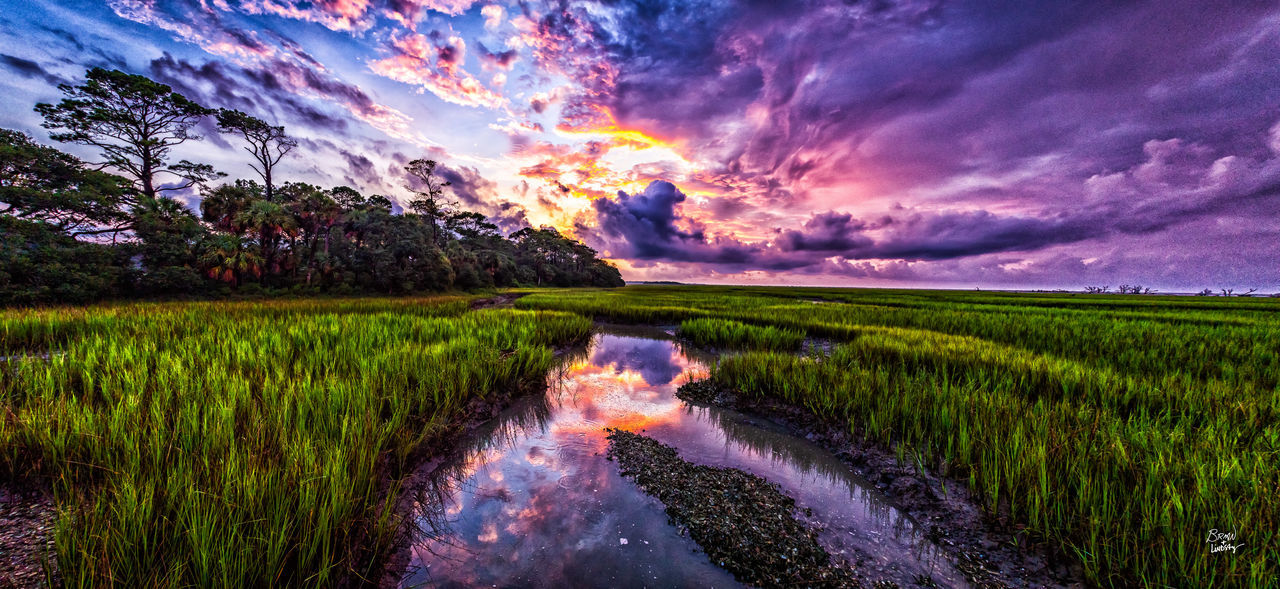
[399,328,967,588]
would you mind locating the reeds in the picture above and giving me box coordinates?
[678,318,804,350]
[0,296,591,586]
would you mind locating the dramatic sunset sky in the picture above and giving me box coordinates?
[1,0,1277,289]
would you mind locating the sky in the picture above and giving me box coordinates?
[1,0,1278,291]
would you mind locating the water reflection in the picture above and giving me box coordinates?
[398,328,968,588]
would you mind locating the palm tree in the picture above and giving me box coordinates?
[283,183,340,284]
[198,234,262,286]
[200,181,262,235]
[235,199,297,278]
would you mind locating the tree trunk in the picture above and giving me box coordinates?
[264,166,273,202]
[141,150,155,200]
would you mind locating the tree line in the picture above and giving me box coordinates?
[1,68,623,304]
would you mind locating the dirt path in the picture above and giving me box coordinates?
[468,292,527,310]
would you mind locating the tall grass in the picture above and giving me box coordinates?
[0,297,591,586]
[521,286,1279,587]
[678,318,804,350]
[519,286,1280,389]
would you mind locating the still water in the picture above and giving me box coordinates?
[399,327,969,588]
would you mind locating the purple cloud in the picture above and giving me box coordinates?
[3,0,1277,289]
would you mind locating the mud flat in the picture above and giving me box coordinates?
[677,379,1085,589]
[605,428,859,587]
[0,483,56,588]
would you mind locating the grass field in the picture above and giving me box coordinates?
[2,286,1275,587]
[0,297,591,586]
[518,285,1279,588]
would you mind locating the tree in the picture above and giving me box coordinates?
[365,194,394,212]
[1,215,127,304]
[7,66,633,303]
[201,180,263,235]
[510,226,623,287]
[198,234,261,287]
[132,196,210,293]
[35,68,220,201]
[279,183,340,285]
[446,210,500,240]
[216,109,296,202]
[236,199,297,280]
[329,186,365,210]
[0,129,134,237]
[404,158,453,245]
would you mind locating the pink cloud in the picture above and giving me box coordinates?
[370,32,505,109]
[107,0,429,147]
[385,0,479,29]
[239,0,374,32]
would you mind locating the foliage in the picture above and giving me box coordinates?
[0,128,134,237]
[2,68,624,305]
[35,68,221,200]
[216,108,296,201]
[510,227,624,287]
[0,216,127,303]
[404,158,452,246]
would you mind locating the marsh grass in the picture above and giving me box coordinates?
[521,286,1280,587]
[678,318,804,351]
[0,296,591,586]
[6,286,1275,587]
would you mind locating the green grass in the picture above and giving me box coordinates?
[5,285,1276,587]
[677,318,804,351]
[520,285,1279,588]
[0,296,591,586]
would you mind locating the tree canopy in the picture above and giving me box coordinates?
[35,68,221,201]
[216,108,296,202]
[0,129,133,237]
[2,68,623,304]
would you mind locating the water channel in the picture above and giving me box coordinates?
[398,326,970,588]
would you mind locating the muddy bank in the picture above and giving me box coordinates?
[0,483,56,588]
[605,428,859,588]
[2,355,58,588]
[676,380,1085,589]
[468,292,527,310]
[368,339,589,588]
[395,327,984,588]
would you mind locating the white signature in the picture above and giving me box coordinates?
[1206,529,1244,554]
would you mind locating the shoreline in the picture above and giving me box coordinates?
[675,379,1086,589]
